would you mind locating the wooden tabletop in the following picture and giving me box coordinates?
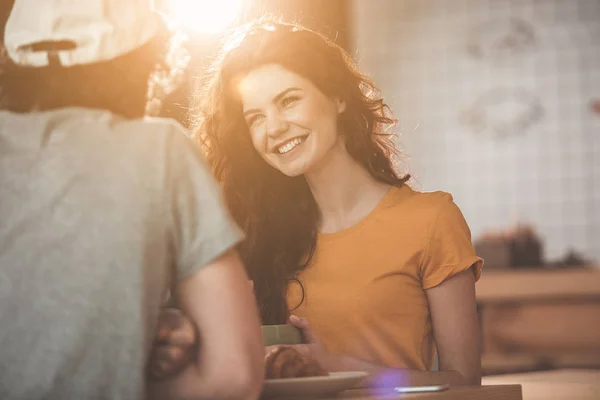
[312,384,522,400]
[482,368,600,400]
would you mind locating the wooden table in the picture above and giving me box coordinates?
[482,368,600,400]
[274,385,522,400]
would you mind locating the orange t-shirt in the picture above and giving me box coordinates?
[286,185,483,371]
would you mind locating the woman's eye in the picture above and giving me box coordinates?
[246,114,264,127]
[281,96,300,108]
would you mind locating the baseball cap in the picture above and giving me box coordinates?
[4,0,161,67]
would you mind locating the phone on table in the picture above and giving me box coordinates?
[394,384,450,394]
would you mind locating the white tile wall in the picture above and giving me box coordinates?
[351,0,600,263]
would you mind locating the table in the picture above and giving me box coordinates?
[271,385,522,400]
[339,385,521,400]
[482,368,600,400]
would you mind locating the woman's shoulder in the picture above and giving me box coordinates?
[384,184,457,218]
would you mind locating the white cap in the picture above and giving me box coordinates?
[4,0,161,67]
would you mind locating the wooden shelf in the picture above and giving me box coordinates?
[476,267,600,302]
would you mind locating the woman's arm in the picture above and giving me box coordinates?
[426,268,482,385]
[288,268,481,388]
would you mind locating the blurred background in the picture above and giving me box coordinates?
[112,0,600,269]
[2,0,599,380]
[3,0,596,268]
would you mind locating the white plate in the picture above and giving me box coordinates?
[262,371,369,398]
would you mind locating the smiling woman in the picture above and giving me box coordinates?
[194,19,406,325]
[239,64,346,177]
[191,18,483,388]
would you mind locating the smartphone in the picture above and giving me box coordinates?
[394,384,450,394]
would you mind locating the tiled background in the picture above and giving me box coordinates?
[351,0,600,263]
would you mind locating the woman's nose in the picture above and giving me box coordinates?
[266,113,289,138]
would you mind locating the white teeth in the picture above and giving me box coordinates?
[277,137,304,154]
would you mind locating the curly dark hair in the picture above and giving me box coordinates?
[193,18,410,324]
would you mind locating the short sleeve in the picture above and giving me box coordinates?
[165,125,243,281]
[419,193,483,289]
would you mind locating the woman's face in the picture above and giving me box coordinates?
[237,64,345,177]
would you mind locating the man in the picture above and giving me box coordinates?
[0,1,264,399]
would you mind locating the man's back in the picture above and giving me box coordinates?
[0,108,241,399]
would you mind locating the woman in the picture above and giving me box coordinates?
[193,19,483,387]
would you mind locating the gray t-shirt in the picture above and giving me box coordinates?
[0,108,242,399]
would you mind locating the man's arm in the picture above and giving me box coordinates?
[147,249,265,400]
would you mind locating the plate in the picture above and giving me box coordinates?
[262,371,369,398]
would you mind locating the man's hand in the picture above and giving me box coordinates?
[148,281,255,381]
[148,308,197,380]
